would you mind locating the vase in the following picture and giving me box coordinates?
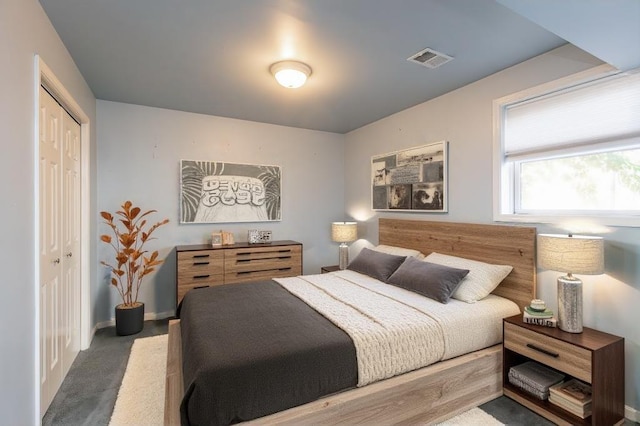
[115,302,144,336]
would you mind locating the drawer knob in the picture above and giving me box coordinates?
[193,261,210,266]
[526,343,559,358]
[193,274,211,279]
[193,254,210,259]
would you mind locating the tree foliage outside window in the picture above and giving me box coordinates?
[519,148,640,212]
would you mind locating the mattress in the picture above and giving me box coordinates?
[179,270,519,425]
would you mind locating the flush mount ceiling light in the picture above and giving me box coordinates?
[270,60,312,89]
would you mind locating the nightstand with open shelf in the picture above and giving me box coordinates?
[503,315,624,425]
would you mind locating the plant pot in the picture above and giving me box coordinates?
[115,302,144,336]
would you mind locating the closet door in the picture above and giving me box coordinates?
[39,86,64,414]
[39,86,81,414]
[61,108,81,375]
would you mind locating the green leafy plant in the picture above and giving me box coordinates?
[100,201,169,307]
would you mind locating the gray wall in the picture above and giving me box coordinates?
[344,44,639,413]
[0,0,97,423]
[96,101,346,322]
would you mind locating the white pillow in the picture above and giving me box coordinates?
[424,252,513,303]
[372,244,425,259]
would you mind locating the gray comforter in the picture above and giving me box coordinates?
[178,281,358,426]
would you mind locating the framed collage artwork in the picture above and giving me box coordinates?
[371,141,448,212]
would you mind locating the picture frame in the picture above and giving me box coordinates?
[180,160,282,224]
[371,141,448,212]
[211,231,223,246]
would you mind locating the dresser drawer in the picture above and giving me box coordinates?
[224,245,301,273]
[177,278,225,303]
[504,322,591,383]
[224,245,302,283]
[177,250,224,276]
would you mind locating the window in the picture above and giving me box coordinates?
[494,67,640,226]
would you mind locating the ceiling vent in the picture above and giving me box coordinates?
[407,48,453,69]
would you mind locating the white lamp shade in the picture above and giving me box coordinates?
[270,61,311,89]
[538,234,604,275]
[331,222,357,243]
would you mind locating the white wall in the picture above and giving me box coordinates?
[0,0,97,423]
[96,101,346,322]
[344,44,640,414]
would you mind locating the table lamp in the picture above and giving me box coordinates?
[331,222,357,270]
[537,234,604,333]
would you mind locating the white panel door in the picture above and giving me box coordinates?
[39,86,63,414]
[61,109,81,375]
[39,87,82,415]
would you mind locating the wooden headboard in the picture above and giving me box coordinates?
[378,219,536,311]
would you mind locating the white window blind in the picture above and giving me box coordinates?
[504,72,640,158]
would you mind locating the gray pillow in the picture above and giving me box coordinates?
[387,257,470,303]
[347,248,406,282]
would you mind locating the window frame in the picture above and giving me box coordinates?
[493,64,640,228]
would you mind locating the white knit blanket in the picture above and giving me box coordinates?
[274,273,445,386]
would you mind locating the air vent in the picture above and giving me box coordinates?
[407,47,453,69]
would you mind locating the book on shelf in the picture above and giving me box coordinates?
[549,379,593,419]
[523,312,557,327]
[508,361,565,400]
[524,306,554,318]
[549,393,592,418]
[550,379,592,404]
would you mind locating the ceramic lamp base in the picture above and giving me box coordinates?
[338,243,349,270]
[557,276,583,333]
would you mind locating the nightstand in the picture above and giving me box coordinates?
[321,265,340,273]
[503,315,624,425]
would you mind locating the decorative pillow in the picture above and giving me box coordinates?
[347,248,406,282]
[387,257,469,303]
[371,244,425,259]
[424,252,513,303]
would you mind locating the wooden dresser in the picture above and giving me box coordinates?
[175,240,302,307]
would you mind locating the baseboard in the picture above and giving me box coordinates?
[95,309,175,329]
[626,405,640,422]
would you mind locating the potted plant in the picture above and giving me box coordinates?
[100,201,169,335]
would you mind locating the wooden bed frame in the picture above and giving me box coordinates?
[164,219,536,425]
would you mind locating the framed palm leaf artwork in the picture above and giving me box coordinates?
[180,160,281,223]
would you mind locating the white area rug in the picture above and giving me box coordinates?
[109,334,168,426]
[435,407,504,425]
[108,333,504,426]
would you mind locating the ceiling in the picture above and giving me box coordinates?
[38,1,582,134]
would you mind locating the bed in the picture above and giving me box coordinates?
[164,219,536,425]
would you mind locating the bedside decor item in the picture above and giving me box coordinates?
[538,234,604,333]
[371,141,448,212]
[248,230,272,244]
[529,299,546,311]
[331,222,357,269]
[100,201,169,335]
[180,160,281,224]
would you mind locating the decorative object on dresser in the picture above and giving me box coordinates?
[503,314,624,425]
[210,231,222,246]
[175,240,302,307]
[371,141,448,212]
[180,160,281,224]
[248,229,272,244]
[537,234,604,333]
[331,222,357,270]
[100,201,169,336]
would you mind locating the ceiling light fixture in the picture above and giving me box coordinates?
[270,60,312,89]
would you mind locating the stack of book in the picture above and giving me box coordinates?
[508,361,565,400]
[549,379,593,419]
[523,305,557,327]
